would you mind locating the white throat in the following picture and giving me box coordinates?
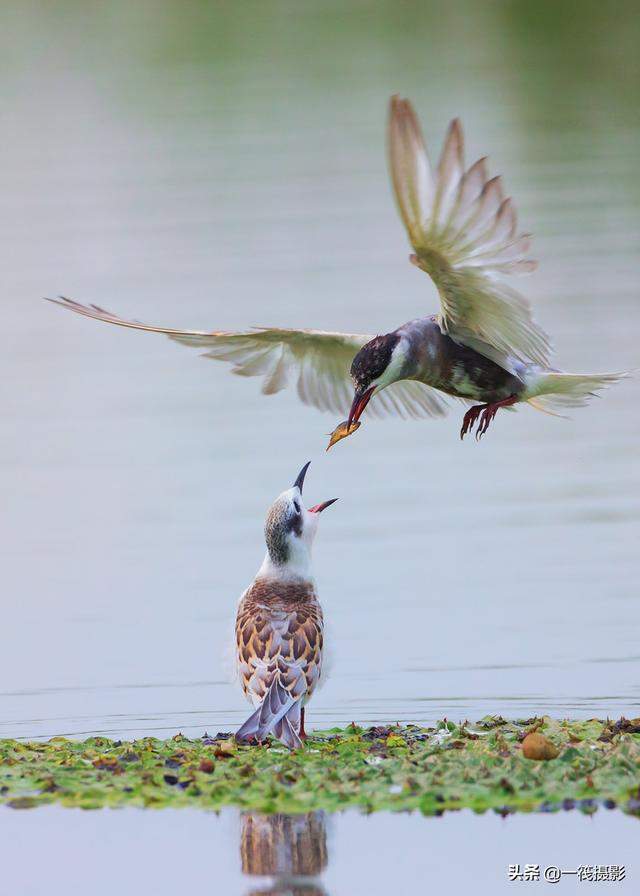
[373,339,409,390]
[257,538,314,583]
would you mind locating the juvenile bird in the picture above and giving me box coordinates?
[47,97,625,440]
[235,462,336,749]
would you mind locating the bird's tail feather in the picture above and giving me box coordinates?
[526,370,628,413]
[274,714,303,750]
[236,678,302,749]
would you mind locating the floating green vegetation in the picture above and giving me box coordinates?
[2,716,640,814]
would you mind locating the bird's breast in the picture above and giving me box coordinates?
[405,319,524,402]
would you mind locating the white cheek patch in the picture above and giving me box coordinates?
[376,341,408,389]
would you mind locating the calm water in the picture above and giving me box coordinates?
[1,2,639,738]
[0,806,638,895]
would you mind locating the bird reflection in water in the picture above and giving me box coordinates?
[240,811,329,896]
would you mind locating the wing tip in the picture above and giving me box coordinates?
[44,295,76,308]
[448,117,464,141]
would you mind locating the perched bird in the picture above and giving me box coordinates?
[234,462,336,749]
[47,96,625,440]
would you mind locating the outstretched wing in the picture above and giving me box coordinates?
[47,296,368,414]
[47,296,449,420]
[388,96,551,367]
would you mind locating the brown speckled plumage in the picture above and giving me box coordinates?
[234,464,334,749]
[236,577,324,709]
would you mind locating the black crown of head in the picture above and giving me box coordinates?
[350,332,400,387]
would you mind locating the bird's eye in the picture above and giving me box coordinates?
[293,501,301,514]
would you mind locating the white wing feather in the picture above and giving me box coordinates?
[388,96,551,367]
[47,297,448,420]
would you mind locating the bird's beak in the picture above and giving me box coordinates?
[308,498,339,514]
[293,461,311,493]
[347,386,375,428]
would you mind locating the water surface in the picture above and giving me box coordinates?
[0,806,637,895]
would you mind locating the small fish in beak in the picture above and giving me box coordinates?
[347,386,376,429]
[326,419,361,451]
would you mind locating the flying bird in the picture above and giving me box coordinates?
[47,96,625,440]
[234,462,336,749]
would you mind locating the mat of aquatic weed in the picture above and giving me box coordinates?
[2,716,640,813]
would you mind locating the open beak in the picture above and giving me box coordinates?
[308,498,338,514]
[293,461,311,493]
[294,462,337,512]
[347,386,375,428]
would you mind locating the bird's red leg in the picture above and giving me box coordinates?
[475,394,519,440]
[460,404,484,440]
[299,707,307,741]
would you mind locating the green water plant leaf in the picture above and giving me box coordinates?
[1,717,640,815]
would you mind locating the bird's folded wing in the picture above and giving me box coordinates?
[388,96,551,367]
[47,297,448,420]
